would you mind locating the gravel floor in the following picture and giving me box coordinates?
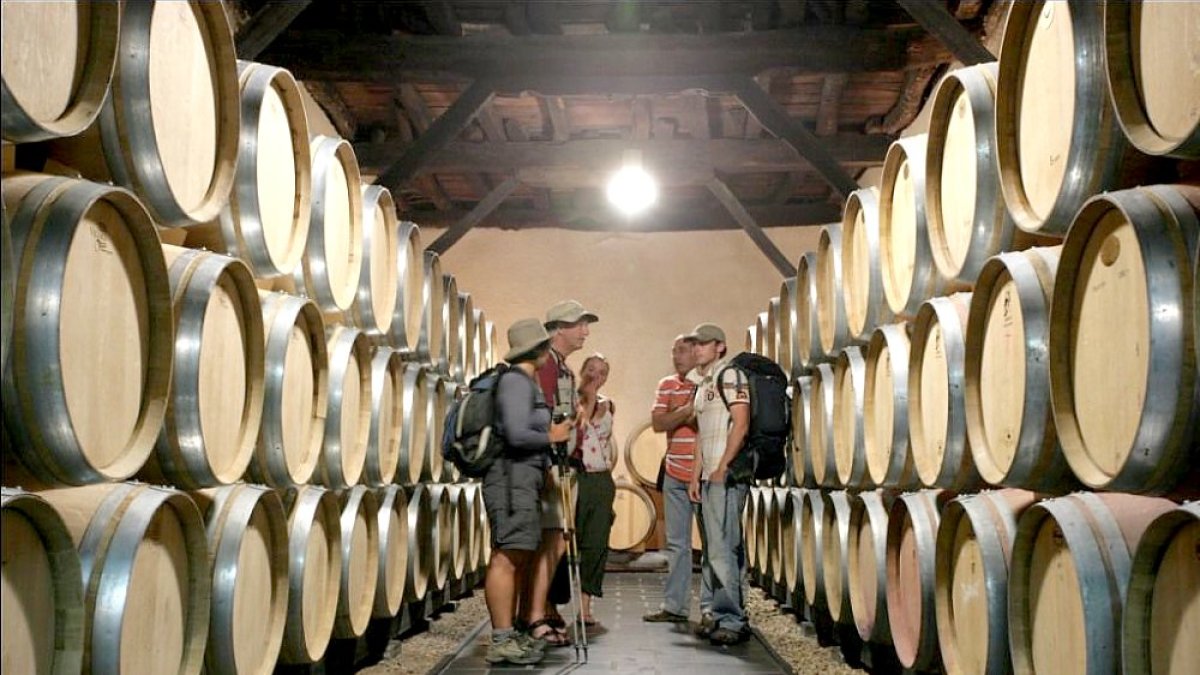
[359,576,861,674]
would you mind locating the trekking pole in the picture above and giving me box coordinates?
[553,440,588,663]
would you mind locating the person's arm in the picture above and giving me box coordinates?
[652,403,695,433]
[711,403,749,483]
[497,374,570,451]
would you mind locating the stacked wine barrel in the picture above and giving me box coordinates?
[0,2,497,672]
[743,3,1198,674]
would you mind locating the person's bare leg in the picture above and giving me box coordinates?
[485,549,531,630]
[527,530,567,632]
[581,593,593,622]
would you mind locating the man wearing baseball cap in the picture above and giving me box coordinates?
[685,322,752,645]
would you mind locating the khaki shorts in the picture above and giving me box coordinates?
[539,468,578,530]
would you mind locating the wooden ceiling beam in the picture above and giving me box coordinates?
[816,73,848,137]
[426,175,521,254]
[895,0,994,65]
[235,1,312,60]
[707,177,797,276]
[407,201,841,231]
[261,27,918,82]
[354,136,892,174]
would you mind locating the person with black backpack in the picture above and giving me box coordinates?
[684,322,754,646]
[480,318,573,665]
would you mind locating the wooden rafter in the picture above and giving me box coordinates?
[235,0,312,60]
[304,82,357,140]
[409,201,840,231]
[815,74,848,137]
[707,178,797,276]
[427,176,521,254]
[895,0,994,65]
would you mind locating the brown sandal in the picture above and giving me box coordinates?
[529,619,572,647]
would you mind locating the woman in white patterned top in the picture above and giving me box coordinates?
[573,354,617,626]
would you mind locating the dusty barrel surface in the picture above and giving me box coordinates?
[833,345,870,489]
[193,484,289,675]
[1122,502,1200,675]
[821,490,855,625]
[144,246,265,489]
[1049,185,1199,494]
[0,488,85,675]
[278,485,341,665]
[2,174,172,486]
[886,489,947,672]
[864,323,918,489]
[1103,1,1200,158]
[317,326,372,488]
[364,347,404,487]
[848,490,892,645]
[965,247,1074,491]
[249,292,327,487]
[934,489,1036,675]
[808,362,838,488]
[795,252,823,368]
[910,293,981,490]
[334,486,380,639]
[210,61,311,278]
[842,187,890,342]
[995,0,1143,235]
[0,1,120,142]
[350,185,399,339]
[1008,492,1177,675]
[39,482,211,675]
[293,135,363,315]
[373,485,409,619]
[880,134,941,317]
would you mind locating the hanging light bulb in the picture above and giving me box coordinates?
[606,149,658,216]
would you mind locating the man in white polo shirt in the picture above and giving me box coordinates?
[685,322,752,645]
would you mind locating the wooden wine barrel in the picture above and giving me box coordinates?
[624,419,668,489]
[864,323,919,489]
[1,199,12,368]
[1104,2,1200,158]
[423,372,450,482]
[425,484,454,591]
[778,277,799,377]
[0,488,84,675]
[790,376,816,488]
[248,292,327,487]
[886,489,947,671]
[192,484,288,675]
[765,488,784,584]
[416,251,445,365]
[349,185,399,339]
[446,485,473,582]
[934,489,1036,675]
[47,1,239,227]
[405,485,433,602]
[965,247,1075,491]
[796,252,822,368]
[143,246,265,489]
[364,347,403,486]
[833,346,870,489]
[798,488,829,610]
[926,62,1018,285]
[386,222,424,354]
[397,363,429,485]
[773,487,796,588]
[821,490,855,625]
[279,485,341,665]
[755,311,769,359]
[880,134,941,317]
[2,174,171,485]
[808,363,838,488]
[765,298,780,364]
[484,319,498,372]
[1049,185,1199,494]
[293,135,363,315]
[373,485,409,619]
[817,224,852,355]
[334,486,379,639]
[204,61,311,278]
[1123,502,1200,675]
[473,308,489,376]
[848,490,892,645]
[909,293,982,490]
[744,488,761,574]
[744,323,757,355]
[610,480,657,551]
[783,489,805,598]
[40,483,210,675]
[467,484,487,572]
[458,292,477,383]
[317,326,372,488]
[0,1,119,142]
[1009,492,1177,675]
[440,274,461,379]
[996,1,1136,234]
[842,187,891,342]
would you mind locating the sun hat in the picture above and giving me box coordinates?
[544,299,599,327]
[504,318,552,362]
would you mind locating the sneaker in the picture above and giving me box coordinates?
[485,634,544,665]
[709,627,750,645]
[514,631,546,654]
[693,614,717,638]
[643,609,689,623]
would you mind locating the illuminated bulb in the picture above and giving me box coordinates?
[606,165,658,216]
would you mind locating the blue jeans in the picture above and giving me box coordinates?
[701,480,749,632]
[661,474,711,616]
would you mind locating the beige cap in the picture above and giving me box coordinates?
[544,299,599,326]
[685,322,726,344]
[504,318,551,362]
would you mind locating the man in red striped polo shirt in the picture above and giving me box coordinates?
[643,335,712,624]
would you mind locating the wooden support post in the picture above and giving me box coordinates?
[427,176,521,254]
[707,178,797,277]
[895,0,995,65]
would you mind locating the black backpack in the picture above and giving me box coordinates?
[718,352,790,481]
[442,364,511,477]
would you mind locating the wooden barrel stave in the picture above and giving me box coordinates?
[279,485,341,664]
